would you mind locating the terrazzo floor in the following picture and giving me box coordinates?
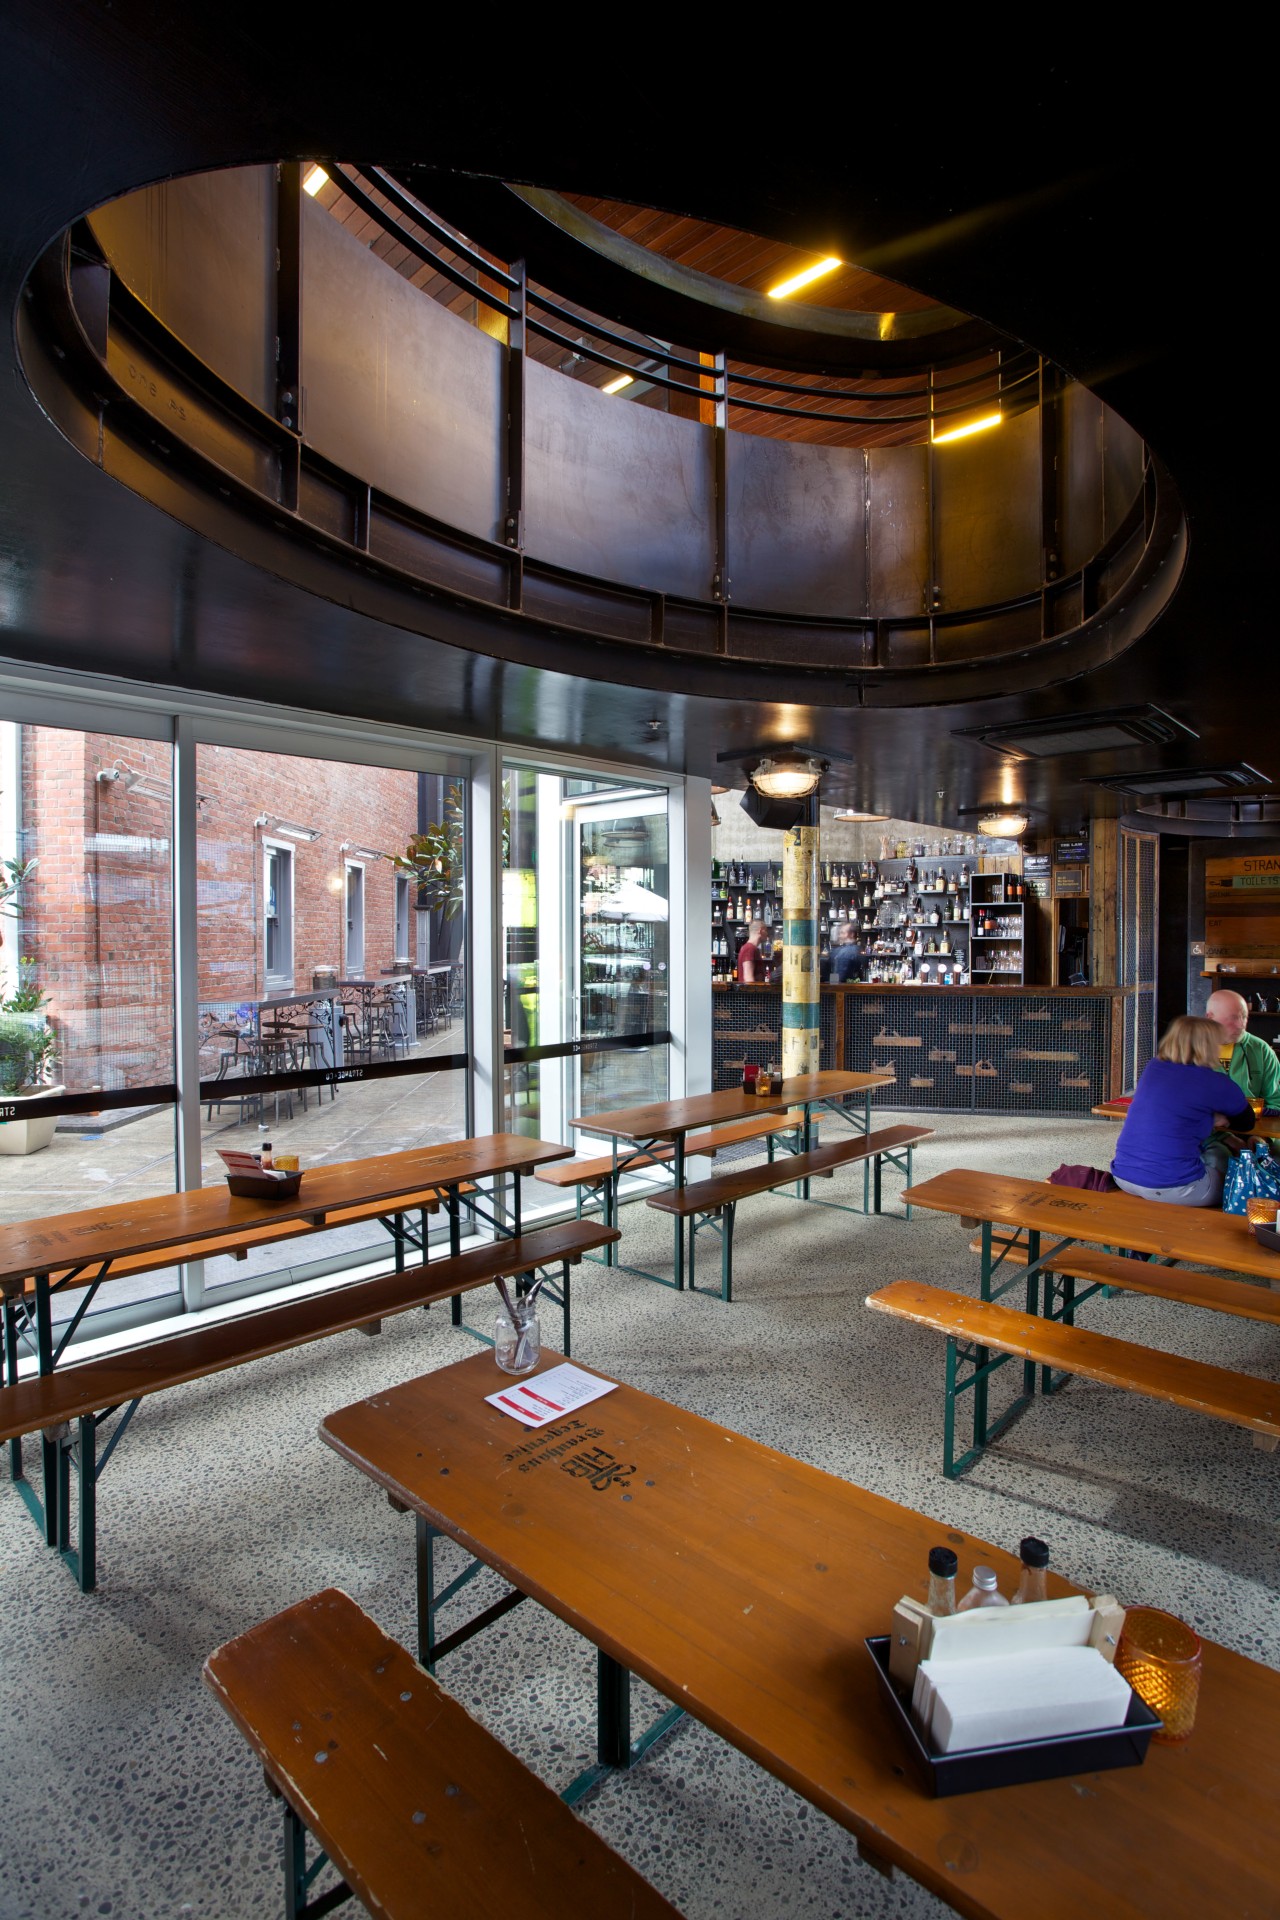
[1,1112,1277,1919]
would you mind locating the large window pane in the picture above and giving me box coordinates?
[1,720,179,1313]
[194,745,467,1294]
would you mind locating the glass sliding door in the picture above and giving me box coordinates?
[501,763,672,1151]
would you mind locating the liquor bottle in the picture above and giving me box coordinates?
[960,862,970,885]
[1012,1538,1050,1605]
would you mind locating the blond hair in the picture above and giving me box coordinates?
[1157,1014,1224,1070]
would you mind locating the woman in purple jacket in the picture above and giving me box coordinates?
[1112,1015,1255,1206]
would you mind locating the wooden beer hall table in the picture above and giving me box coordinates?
[320,1349,1279,1920]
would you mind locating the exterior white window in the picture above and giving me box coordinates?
[263,840,294,988]
[344,860,365,975]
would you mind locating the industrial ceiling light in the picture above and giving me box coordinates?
[750,752,826,800]
[767,257,841,300]
[977,810,1029,838]
[932,410,1002,446]
[302,165,329,196]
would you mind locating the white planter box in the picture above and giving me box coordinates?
[0,1085,64,1156]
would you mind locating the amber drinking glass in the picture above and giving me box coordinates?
[1114,1607,1202,1743]
[1245,1196,1278,1226]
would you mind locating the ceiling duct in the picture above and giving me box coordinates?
[955,706,1194,760]
[1093,763,1269,798]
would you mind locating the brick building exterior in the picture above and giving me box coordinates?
[12,726,423,1091]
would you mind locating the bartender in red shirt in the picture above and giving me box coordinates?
[736,919,767,983]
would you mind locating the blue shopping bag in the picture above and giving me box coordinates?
[1222,1138,1280,1214]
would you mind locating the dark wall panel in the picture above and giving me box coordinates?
[301,199,504,544]
[727,436,866,616]
[90,167,275,412]
[1060,384,1105,575]
[933,405,1041,606]
[868,446,929,619]
[1103,406,1146,538]
[523,360,713,599]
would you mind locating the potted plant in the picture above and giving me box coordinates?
[0,1010,62,1155]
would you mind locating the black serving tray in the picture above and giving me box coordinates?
[1252,1222,1280,1253]
[226,1170,303,1201]
[865,1636,1160,1797]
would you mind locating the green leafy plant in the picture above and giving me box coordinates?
[392,782,510,920]
[2,958,47,1015]
[0,1011,58,1095]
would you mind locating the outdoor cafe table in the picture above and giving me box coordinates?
[319,1348,1280,1920]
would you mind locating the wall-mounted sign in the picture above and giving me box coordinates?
[1023,853,1051,897]
[1053,867,1086,897]
[1053,837,1089,865]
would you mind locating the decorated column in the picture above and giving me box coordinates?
[781,794,821,1080]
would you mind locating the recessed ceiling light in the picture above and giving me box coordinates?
[767,257,842,300]
[302,165,329,197]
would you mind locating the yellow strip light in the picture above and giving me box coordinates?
[602,373,634,394]
[302,165,329,197]
[767,256,842,300]
[931,410,1002,446]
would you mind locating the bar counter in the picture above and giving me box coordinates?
[713,982,1129,1115]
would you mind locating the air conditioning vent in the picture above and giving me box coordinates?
[1094,764,1270,798]
[955,706,1194,760]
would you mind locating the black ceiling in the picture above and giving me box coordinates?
[0,12,1270,835]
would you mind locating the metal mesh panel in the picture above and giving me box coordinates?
[844,988,1111,1113]
[1120,828,1158,1086]
[712,990,782,1088]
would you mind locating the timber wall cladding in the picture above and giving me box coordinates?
[1204,854,1280,970]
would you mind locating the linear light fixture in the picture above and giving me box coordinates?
[767,256,842,300]
[254,814,320,841]
[302,165,329,197]
[932,410,1002,446]
[602,373,634,394]
[340,842,389,862]
[831,809,889,822]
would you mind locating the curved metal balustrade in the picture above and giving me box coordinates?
[17,163,1188,707]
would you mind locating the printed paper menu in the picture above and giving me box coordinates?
[485,1363,617,1429]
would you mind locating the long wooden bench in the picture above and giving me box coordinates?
[866,1278,1280,1477]
[0,1217,617,1592]
[646,1125,933,1299]
[204,1587,682,1920]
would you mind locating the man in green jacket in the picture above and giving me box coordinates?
[1206,988,1280,1108]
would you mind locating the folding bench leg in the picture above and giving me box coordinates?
[282,1799,353,1920]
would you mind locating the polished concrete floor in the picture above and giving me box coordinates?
[1,1113,1277,1919]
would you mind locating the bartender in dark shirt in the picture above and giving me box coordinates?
[830,922,866,983]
